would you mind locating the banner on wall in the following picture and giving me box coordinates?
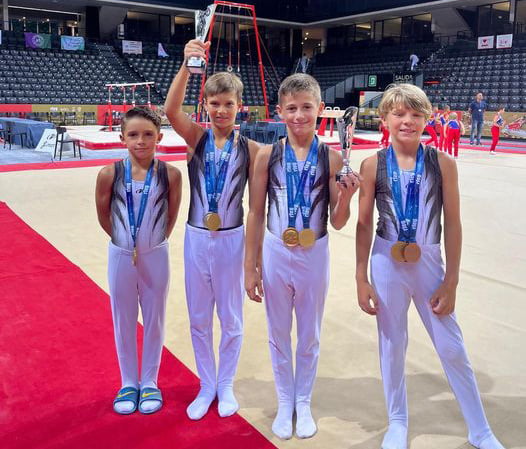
[122,40,142,54]
[158,43,168,58]
[61,36,85,51]
[25,33,52,49]
[477,35,494,50]
[496,34,513,49]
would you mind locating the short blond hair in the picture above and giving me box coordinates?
[449,112,458,120]
[204,72,243,102]
[378,83,432,119]
[278,73,321,105]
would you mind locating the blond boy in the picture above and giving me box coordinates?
[356,84,505,449]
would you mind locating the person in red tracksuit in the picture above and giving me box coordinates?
[379,121,390,148]
[424,106,439,147]
[438,105,450,151]
[489,107,505,155]
[445,112,465,158]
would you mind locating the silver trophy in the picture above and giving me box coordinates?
[335,106,359,182]
[187,4,216,74]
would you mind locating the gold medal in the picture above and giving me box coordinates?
[298,228,315,248]
[403,242,421,263]
[132,247,138,266]
[391,241,408,263]
[204,212,221,231]
[282,227,299,247]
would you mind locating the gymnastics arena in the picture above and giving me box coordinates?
[0,1,524,448]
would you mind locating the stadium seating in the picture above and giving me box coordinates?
[421,39,526,111]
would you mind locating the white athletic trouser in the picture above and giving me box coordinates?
[108,240,169,388]
[262,230,330,407]
[370,235,492,445]
[184,224,244,394]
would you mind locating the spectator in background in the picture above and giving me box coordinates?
[468,92,488,146]
[409,53,419,71]
[300,54,309,73]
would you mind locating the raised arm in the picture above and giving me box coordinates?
[164,39,207,153]
[95,164,115,237]
[165,164,183,238]
[355,155,378,315]
[244,144,270,303]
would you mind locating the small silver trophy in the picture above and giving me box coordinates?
[335,106,359,182]
[187,4,216,74]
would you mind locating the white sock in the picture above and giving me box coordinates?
[295,402,317,439]
[114,384,138,414]
[139,381,162,413]
[218,386,239,418]
[472,434,505,449]
[272,403,294,440]
[186,389,216,420]
[381,422,408,449]
[114,400,135,414]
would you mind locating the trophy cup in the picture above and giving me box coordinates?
[187,4,217,74]
[335,106,359,182]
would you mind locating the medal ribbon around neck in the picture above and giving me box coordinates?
[204,128,235,214]
[125,158,155,251]
[386,144,424,243]
[285,137,318,230]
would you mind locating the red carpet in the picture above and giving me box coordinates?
[0,202,275,449]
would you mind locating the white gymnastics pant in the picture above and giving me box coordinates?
[108,240,169,388]
[262,230,330,406]
[370,235,492,445]
[184,224,244,393]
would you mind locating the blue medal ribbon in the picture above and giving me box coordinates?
[125,158,155,250]
[386,144,424,243]
[204,129,235,213]
[285,137,318,229]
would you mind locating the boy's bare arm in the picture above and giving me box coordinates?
[247,139,263,269]
[355,155,378,315]
[245,144,271,303]
[430,152,462,315]
[95,165,115,237]
[439,152,462,286]
[328,148,361,230]
[164,39,207,152]
[166,164,183,238]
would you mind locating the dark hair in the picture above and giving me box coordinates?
[121,106,161,132]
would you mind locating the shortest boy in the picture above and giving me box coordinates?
[245,74,360,439]
[356,84,505,449]
[96,107,182,415]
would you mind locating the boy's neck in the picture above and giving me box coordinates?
[287,132,316,152]
[211,125,235,141]
[391,140,420,158]
[129,154,155,171]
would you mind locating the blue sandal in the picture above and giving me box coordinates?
[113,386,139,415]
[138,387,163,414]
